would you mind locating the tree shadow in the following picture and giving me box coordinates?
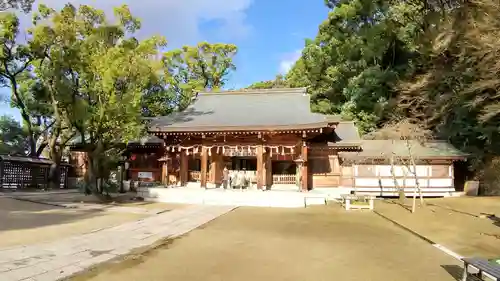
[6,190,174,212]
[385,199,413,213]
[0,197,107,232]
[148,107,215,127]
[480,213,500,228]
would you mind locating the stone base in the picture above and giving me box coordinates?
[139,186,348,208]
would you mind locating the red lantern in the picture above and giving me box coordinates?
[130,154,137,161]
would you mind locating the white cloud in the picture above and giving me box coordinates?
[279,49,302,74]
[29,0,253,46]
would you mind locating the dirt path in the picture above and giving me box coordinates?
[73,205,460,281]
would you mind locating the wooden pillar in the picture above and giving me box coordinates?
[200,146,208,188]
[256,144,264,190]
[161,161,168,185]
[301,143,309,192]
[263,149,272,189]
[211,149,224,186]
[180,151,188,186]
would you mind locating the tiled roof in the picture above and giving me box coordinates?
[339,140,467,160]
[148,88,340,132]
[0,155,53,165]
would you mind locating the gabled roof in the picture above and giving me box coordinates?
[339,140,467,160]
[148,88,341,132]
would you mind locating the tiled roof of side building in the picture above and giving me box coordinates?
[327,121,362,145]
[338,140,467,160]
[148,88,341,132]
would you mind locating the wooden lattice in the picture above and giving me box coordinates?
[0,156,69,189]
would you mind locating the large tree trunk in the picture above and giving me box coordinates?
[84,152,98,194]
[84,142,106,194]
[48,161,61,190]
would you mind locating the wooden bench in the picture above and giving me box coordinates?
[462,257,500,281]
[340,194,374,210]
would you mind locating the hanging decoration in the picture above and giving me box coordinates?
[163,144,298,158]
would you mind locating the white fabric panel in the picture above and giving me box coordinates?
[429,178,453,187]
[416,166,430,176]
[378,165,392,176]
[355,178,379,187]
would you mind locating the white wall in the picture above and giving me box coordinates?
[353,164,453,188]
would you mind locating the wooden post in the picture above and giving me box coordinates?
[301,143,309,192]
[200,146,208,188]
[161,161,168,185]
[256,144,264,190]
[211,150,224,187]
[180,151,188,186]
[263,149,272,189]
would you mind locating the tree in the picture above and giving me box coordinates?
[367,119,433,213]
[0,0,34,12]
[246,74,287,89]
[0,115,26,154]
[286,0,432,133]
[392,0,500,192]
[154,42,237,113]
[0,12,44,157]
[27,4,166,192]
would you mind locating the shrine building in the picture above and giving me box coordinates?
[139,88,467,197]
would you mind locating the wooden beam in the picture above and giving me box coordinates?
[256,144,264,190]
[200,146,208,188]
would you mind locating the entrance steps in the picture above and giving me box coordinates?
[139,186,351,208]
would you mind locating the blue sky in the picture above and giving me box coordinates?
[1,0,330,121]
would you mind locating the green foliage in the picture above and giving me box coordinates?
[0,115,27,154]
[144,42,237,115]
[287,0,427,133]
[246,74,287,89]
[0,0,34,12]
[285,0,500,187]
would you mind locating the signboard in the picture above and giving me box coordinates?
[138,172,153,180]
[224,147,256,157]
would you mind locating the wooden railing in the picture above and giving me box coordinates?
[273,174,296,184]
[188,171,297,185]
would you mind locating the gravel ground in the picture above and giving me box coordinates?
[72,205,460,281]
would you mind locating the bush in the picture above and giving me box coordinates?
[481,157,500,195]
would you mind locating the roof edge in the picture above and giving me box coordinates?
[198,87,308,96]
[150,121,330,133]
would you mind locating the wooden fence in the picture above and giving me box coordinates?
[272,174,296,184]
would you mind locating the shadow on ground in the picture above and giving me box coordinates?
[441,265,464,281]
[4,190,163,209]
[0,197,107,232]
